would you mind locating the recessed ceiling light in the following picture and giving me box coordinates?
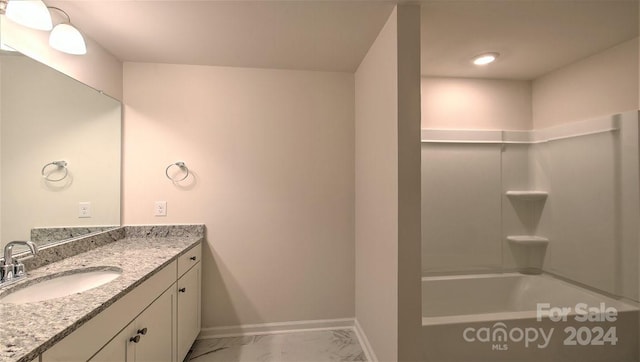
[472,52,500,66]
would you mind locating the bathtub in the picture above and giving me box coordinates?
[422,273,639,362]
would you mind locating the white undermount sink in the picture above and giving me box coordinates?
[0,267,122,304]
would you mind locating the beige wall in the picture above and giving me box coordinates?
[422,38,639,132]
[422,77,532,130]
[123,62,355,328]
[1,14,123,100]
[355,5,421,361]
[395,6,422,362]
[355,9,398,361]
[532,37,639,128]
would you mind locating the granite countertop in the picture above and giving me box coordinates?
[0,226,203,362]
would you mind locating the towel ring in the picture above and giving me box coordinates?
[165,161,189,182]
[41,161,68,182]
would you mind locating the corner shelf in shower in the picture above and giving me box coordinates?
[506,235,549,246]
[505,190,548,201]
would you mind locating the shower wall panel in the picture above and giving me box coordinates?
[542,132,617,293]
[421,143,502,273]
[541,112,639,300]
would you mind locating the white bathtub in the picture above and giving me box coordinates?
[422,273,639,362]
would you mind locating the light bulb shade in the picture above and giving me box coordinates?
[6,0,53,31]
[49,23,87,55]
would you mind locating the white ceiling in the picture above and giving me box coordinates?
[45,1,638,79]
[46,0,395,73]
[421,1,639,80]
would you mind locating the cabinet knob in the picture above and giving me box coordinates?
[137,327,148,335]
[189,256,197,261]
[129,335,141,343]
[179,287,186,293]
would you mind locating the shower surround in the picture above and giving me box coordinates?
[421,111,640,361]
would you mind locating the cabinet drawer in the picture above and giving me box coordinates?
[177,243,201,277]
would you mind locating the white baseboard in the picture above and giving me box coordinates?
[354,318,377,362]
[198,318,355,339]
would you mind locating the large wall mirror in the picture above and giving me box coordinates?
[0,50,121,250]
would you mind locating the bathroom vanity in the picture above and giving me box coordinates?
[0,225,203,362]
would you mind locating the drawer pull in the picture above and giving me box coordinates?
[179,287,186,293]
[129,335,141,343]
[189,256,197,261]
[137,327,148,335]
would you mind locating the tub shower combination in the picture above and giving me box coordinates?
[420,112,640,361]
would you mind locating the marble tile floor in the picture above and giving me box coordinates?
[186,329,367,362]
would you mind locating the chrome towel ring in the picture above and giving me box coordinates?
[165,161,189,182]
[41,160,68,182]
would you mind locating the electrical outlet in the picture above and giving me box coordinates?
[79,202,91,218]
[154,201,167,216]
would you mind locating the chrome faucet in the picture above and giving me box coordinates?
[1,241,38,284]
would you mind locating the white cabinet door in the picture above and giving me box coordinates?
[89,323,135,362]
[177,262,201,361]
[90,285,176,362]
[134,285,176,362]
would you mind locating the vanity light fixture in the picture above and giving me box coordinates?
[472,52,500,66]
[48,6,86,55]
[5,0,53,31]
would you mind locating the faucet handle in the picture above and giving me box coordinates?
[2,241,37,276]
[1,241,37,284]
[14,262,25,277]
[1,264,13,282]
